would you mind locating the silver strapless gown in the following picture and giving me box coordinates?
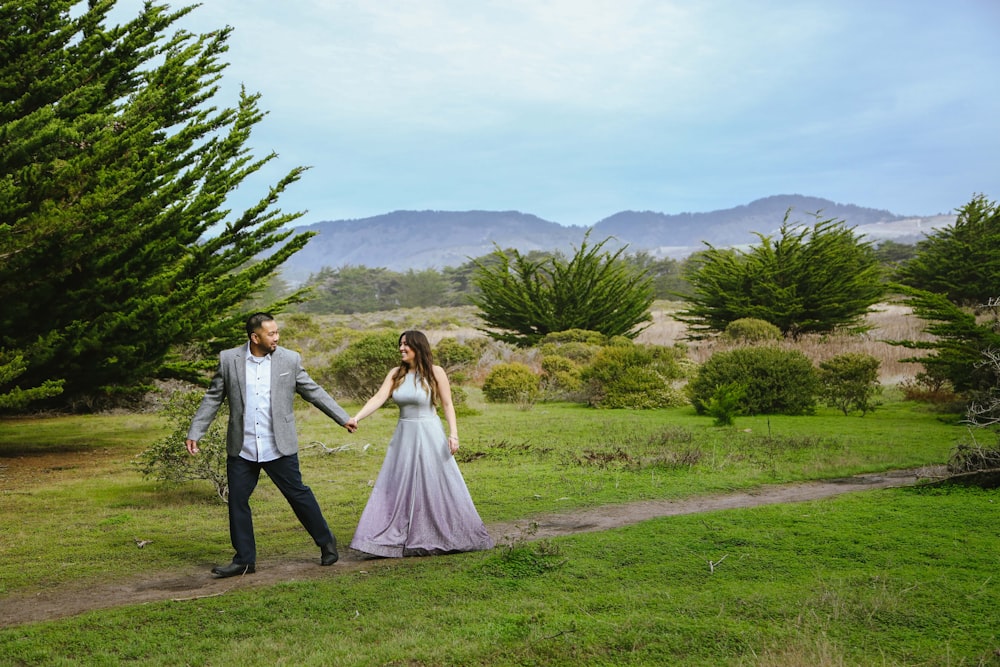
[350,373,494,557]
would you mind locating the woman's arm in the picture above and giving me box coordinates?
[434,365,459,454]
[347,368,397,428]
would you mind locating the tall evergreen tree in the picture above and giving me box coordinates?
[471,232,654,347]
[0,1,315,409]
[676,213,884,339]
[894,194,1000,306]
[890,194,1000,394]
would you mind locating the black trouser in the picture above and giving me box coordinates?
[226,454,334,564]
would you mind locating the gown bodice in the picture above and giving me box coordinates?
[392,373,437,420]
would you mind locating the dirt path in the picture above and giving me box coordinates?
[0,466,945,629]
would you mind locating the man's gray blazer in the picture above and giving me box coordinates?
[186,344,350,457]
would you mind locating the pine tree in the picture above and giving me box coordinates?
[0,1,315,409]
[895,194,1000,307]
[888,195,1000,395]
[471,232,654,347]
[676,213,884,339]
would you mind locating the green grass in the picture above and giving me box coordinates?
[1,393,997,665]
[2,487,997,666]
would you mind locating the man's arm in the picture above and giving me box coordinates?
[185,360,227,453]
[294,359,354,430]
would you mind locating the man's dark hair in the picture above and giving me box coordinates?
[245,312,275,338]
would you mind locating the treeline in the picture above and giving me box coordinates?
[292,242,918,315]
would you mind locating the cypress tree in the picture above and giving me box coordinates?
[890,194,1000,394]
[471,232,654,347]
[895,194,1000,307]
[676,213,884,339]
[0,1,316,408]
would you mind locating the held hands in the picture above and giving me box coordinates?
[345,417,359,433]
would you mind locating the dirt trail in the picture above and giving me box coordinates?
[0,466,945,629]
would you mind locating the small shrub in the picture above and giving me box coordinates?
[539,354,585,399]
[482,362,540,404]
[705,382,745,426]
[541,329,607,345]
[434,337,477,384]
[538,340,601,364]
[324,331,400,400]
[606,335,637,347]
[540,354,576,377]
[688,346,818,416]
[133,390,229,501]
[722,317,782,343]
[899,370,958,404]
[581,342,688,409]
[818,353,883,415]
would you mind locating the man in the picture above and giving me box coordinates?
[185,312,356,578]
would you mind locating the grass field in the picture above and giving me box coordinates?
[1,304,997,665]
[2,389,998,665]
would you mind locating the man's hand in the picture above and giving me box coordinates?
[185,439,200,455]
[345,418,358,433]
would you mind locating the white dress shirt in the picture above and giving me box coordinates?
[241,344,280,462]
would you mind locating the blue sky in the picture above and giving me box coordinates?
[113,0,999,226]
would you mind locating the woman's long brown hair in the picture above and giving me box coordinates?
[391,330,439,406]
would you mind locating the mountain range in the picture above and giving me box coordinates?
[277,194,955,284]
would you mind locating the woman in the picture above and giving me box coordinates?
[346,331,494,557]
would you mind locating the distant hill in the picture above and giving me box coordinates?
[277,195,954,283]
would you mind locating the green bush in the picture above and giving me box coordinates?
[324,330,400,400]
[482,362,540,404]
[688,346,818,416]
[537,340,601,365]
[606,335,636,347]
[133,390,229,501]
[722,317,782,343]
[435,337,477,370]
[705,382,746,426]
[580,343,688,409]
[818,353,883,416]
[539,354,584,399]
[434,337,477,383]
[541,329,607,345]
[541,354,576,376]
[899,369,958,404]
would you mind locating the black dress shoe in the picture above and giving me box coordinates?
[211,562,255,578]
[320,541,339,566]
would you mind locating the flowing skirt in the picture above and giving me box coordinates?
[350,415,494,557]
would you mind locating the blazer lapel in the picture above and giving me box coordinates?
[232,346,247,408]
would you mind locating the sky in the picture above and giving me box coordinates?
[109,0,1000,226]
